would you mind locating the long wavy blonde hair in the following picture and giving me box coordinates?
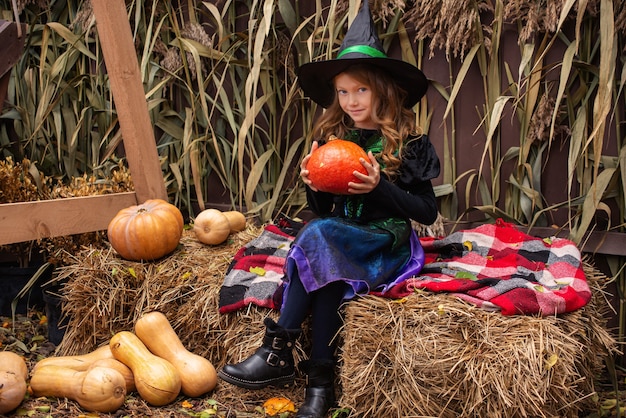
[311,64,419,178]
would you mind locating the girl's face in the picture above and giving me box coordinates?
[334,72,377,130]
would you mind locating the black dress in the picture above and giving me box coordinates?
[283,130,440,303]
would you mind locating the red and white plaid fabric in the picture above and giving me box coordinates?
[218,219,300,314]
[220,218,592,316]
[381,219,591,315]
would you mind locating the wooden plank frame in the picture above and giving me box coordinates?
[0,0,167,246]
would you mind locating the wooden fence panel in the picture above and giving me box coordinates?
[0,0,166,246]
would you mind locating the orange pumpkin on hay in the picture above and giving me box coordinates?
[107,199,184,261]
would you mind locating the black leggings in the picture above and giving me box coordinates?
[277,271,347,362]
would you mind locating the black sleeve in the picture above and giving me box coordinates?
[305,187,334,217]
[398,135,440,183]
[368,177,439,225]
[367,135,440,224]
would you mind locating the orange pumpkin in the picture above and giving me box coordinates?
[107,199,184,261]
[306,138,368,194]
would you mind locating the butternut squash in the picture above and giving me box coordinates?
[223,210,246,232]
[0,352,28,414]
[33,344,114,371]
[193,209,231,245]
[30,365,126,413]
[109,331,181,406]
[90,358,136,392]
[134,311,217,397]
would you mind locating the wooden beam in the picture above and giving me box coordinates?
[0,72,9,113]
[0,193,138,246]
[0,20,26,113]
[0,20,25,78]
[1,3,169,246]
[90,0,167,202]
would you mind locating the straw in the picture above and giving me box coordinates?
[51,225,615,416]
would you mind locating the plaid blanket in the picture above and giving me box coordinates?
[218,219,301,314]
[219,218,592,316]
[378,219,592,315]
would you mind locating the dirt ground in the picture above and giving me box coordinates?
[1,308,625,418]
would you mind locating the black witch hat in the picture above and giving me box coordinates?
[297,0,428,109]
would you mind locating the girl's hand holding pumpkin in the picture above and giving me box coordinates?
[300,141,320,192]
[348,151,380,194]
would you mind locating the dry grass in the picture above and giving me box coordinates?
[404,0,492,59]
[0,157,134,265]
[49,224,616,416]
[50,225,309,410]
[339,260,617,417]
[54,226,262,358]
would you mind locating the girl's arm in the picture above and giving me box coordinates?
[364,135,440,224]
[368,177,438,225]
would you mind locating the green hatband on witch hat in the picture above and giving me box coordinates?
[297,0,428,109]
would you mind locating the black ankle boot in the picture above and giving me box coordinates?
[218,318,301,389]
[296,360,336,418]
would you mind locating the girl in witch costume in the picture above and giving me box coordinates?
[218,2,439,417]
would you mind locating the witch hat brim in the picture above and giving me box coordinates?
[298,57,428,108]
[297,1,428,108]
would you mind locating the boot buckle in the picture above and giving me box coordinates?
[270,337,284,350]
[266,352,282,367]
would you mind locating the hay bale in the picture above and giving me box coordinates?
[51,224,616,416]
[50,225,307,409]
[338,261,617,418]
